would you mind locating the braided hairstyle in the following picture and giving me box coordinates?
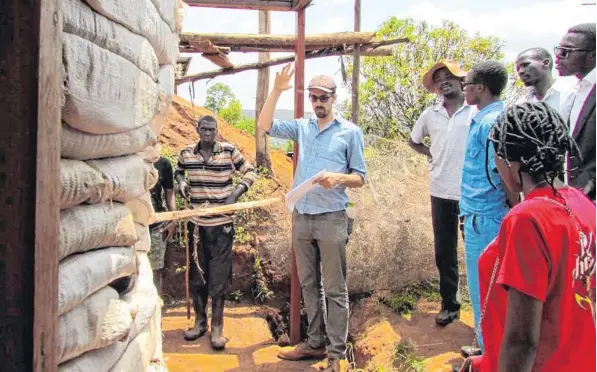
[487,101,581,191]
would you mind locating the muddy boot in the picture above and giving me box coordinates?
[184,290,208,341]
[210,297,227,350]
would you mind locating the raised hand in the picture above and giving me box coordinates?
[274,63,295,92]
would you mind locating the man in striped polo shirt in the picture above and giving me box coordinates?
[175,115,257,350]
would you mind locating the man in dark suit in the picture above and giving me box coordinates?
[556,23,596,201]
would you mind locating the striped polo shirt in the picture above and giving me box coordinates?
[176,142,257,226]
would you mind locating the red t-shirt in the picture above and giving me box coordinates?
[478,187,596,372]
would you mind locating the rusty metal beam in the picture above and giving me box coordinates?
[184,0,296,11]
[289,6,305,347]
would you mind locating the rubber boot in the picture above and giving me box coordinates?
[210,297,227,350]
[184,289,208,341]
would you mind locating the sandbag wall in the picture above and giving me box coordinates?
[57,0,182,371]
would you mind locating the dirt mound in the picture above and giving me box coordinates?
[160,95,294,190]
[350,297,474,371]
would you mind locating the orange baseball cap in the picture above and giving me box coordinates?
[422,60,467,93]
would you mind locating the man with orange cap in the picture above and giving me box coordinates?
[409,60,476,326]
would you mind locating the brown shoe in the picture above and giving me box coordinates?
[277,342,326,361]
[320,358,341,372]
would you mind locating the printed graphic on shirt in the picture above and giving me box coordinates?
[572,231,596,324]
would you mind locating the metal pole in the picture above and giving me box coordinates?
[290,6,306,346]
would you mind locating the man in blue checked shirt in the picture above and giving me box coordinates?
[459,61,519,358]
[258,64,366,372]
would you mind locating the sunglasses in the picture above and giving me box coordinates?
[461,81,482,89]
[554,46,595,59]
[309,94,332,103]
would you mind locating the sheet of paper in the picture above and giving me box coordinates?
[285,169,326,212]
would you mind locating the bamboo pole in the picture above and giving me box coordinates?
[151,198,280,223]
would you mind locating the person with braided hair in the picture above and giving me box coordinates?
[457,101,596,372]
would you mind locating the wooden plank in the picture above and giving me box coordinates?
[186,39,230,54]
[0,0,61,370]
[290,6,305,347]
[291,0,312,10]
[176,40,407,83]
[185,0,293,11]
[151,198,280,223]
[255,10,272,171]
[351,0,361,124]
[180,31,377,48]
[201,53,234,68]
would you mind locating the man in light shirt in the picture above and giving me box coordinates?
[556,23,596,201]
[516,47,576,119]
[409,60,475,327]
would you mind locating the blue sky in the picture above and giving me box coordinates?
[177,0,595,111]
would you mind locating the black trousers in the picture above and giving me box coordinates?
[187,222,235,298]
[430,196,461,312]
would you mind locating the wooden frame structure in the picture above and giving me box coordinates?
[1,0,62,371]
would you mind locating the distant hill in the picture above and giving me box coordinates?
[242,108,314,120]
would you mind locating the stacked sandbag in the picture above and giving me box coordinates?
[57,0,183,370]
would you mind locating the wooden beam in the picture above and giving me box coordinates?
[291,0,312,10]
[290,6,305,347]
[180,44,395,55]
[255,10,272,171]
[201,53,234,68]
[180,31,377,49]
[351,0,361,124]
[0,0,61,370]
[184,0,294,11]
[176,39,407,83]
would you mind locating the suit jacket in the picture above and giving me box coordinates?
[568,85,596,201]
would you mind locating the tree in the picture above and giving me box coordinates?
[343,17,526,138]
[205,82,235,114]
[219,98,242,126]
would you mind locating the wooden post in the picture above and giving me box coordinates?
[290,7,306,346]
[351,0,361,124]
[0,0,61,371]
[255,10,272,171]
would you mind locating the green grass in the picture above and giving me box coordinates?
[378,280,441,316]
[393,340,426,372]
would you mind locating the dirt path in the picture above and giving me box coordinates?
[162,305,325,372]
[162,299,473,372]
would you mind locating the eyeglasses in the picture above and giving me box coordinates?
[309,94,332,103]
[461,81,481,89]
[554,46,595,59]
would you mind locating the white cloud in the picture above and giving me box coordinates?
[397,1,594,61]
